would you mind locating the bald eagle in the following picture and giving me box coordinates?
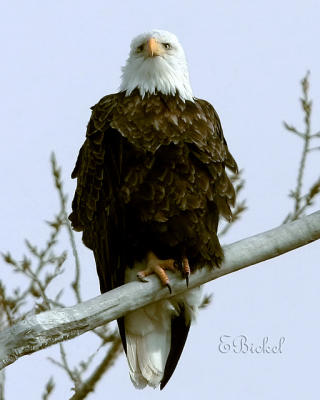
[69,29,237,389]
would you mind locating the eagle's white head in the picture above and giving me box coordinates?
[120,29,194,102]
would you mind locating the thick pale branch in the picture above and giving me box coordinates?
[1,210,320,370]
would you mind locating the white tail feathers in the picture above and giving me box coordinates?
[125,303,172,388]
[124,263,201,389]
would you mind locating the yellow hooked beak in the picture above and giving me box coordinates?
[147,37,163,57]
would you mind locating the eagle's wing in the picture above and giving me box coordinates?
[191,98,238,219]
[160,304,191,389]
[159,98,237,389]
[194,98,237,173]
[69,93,142,297]
[69,93,133,355]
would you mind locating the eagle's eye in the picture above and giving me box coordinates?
[162,43,172,49]
[136,44,144,53]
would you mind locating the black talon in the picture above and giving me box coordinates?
[181,256,190,287]
[166,283,172,294]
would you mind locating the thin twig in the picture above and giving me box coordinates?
[0,284,14,326]
[69,338,122,400]
[51,153,82,303]
[41,377,55,400]
[59,344,80,388]
[293,72,312,215]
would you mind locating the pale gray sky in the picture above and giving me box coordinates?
[1,0,319,399]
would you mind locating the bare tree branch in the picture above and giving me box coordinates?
[1,210,319,371]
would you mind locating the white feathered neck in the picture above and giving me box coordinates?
[120,30,194,102]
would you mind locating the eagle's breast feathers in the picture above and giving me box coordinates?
[70,89,237,239]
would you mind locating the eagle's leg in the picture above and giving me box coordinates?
[182,257,190,287]
[137,251,176,293]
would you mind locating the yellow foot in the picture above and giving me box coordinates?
[137,251,176,293]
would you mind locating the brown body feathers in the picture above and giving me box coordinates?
[69,89,237,388]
